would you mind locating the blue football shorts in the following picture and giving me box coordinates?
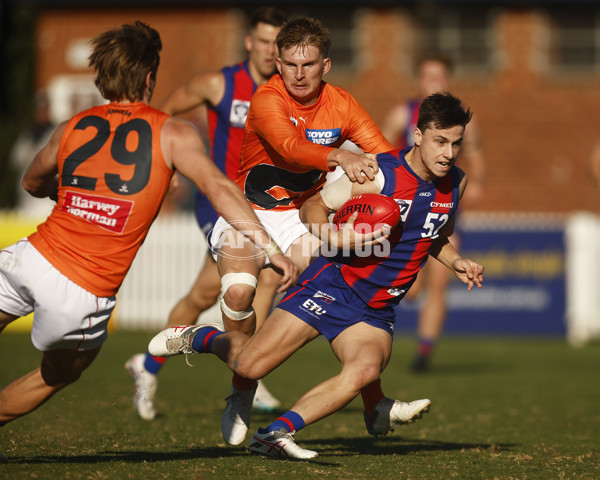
[194,190,219,242]
[276,256,396,341]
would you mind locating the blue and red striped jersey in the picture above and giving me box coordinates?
[336,147,462,308]
[396,99,420,148]
[207,60,257,180]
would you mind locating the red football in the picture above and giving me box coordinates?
[332,193,401,232]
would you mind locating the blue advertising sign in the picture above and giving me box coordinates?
[395,218,566,335]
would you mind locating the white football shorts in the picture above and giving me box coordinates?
[0,239,116,351]
[209,208,311,261]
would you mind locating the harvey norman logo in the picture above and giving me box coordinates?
[62,191,133,233]
[305,128,341,145]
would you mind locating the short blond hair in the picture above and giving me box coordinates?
[277,17,331,58]
[89,21,161,102]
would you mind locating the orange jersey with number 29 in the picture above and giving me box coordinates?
[29,103,173,297]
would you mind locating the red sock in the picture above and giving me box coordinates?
[361,379,385,414]
[417,337,435,357]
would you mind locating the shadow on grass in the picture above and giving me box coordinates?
[9,446,248,464]
[8,437,516,465]
[301,436,517,457]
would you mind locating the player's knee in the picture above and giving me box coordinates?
[223,284,255,311]
[349,363,382,391]
[221,272,258,314]
[234,355,264,381]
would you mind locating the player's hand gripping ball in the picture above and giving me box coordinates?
[332,193,401,233]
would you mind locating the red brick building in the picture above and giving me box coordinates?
[33,3,600,214]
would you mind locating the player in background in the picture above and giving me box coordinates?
[125,7,288,420]
[148,92,484,460]
[382,54,486,372]
[174,16,432,447]
[0,21,296,442]
[8,90,56,219]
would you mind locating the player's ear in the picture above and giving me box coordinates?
[275,57,282,74]
[322,57,331,76]
[144,72,155,103]
[244,34,252,53]
[413,128,422,147]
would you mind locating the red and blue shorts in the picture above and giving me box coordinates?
[194,190,219,242]
[276,256,395,341]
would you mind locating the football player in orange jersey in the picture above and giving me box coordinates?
[125,6,288,422]
[0,21,296,439]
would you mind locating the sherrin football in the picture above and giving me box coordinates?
[332,193,401,232]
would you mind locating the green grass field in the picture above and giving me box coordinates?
[0,331,598,480]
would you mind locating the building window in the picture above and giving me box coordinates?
[282,7,356,70]
[412,5,496,72]
[321,11,355,69]
[547,7,600,72]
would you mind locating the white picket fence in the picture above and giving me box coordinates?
[113,210,600,345]
[115,211,222,331]
[564,212,600,346]
[2,209,599,344]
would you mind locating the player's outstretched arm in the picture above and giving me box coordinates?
[157,71,224,116]
[163,116,298,290]
[327,149,379,184]
[452,258,484,291]
[430,236,483,291]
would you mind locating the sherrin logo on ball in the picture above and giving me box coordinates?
[332,193,402,232]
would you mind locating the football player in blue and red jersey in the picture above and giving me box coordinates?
[148,92,484,460]
[125,7,288,421]
[382,54,487,372]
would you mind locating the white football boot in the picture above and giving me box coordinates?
[148,324,222,357]
[250,428,318,460]
[364,397,431,436]
[221,383,258,445]
[125,353,158,421]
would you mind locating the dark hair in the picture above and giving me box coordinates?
[415,53,454,75]
[249,6,288,30]
[276,17,331,58]
[417,92,472,132]
[89,21,161,102]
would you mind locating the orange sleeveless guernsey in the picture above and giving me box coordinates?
[28,103,174,297]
